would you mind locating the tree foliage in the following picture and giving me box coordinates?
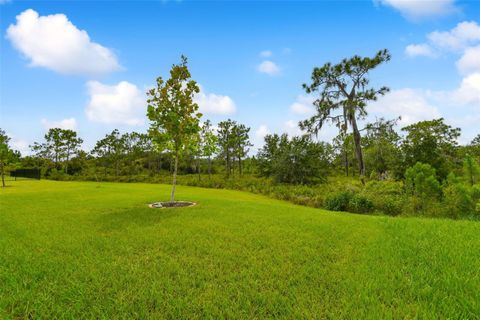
[402,118,460,179]
[258,134,331,184]
[217,119,251,177]
[31,128,83,174]
[300,49,391,178]
[0,129,20,187]
[147,55,202,202]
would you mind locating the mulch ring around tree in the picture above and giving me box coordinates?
[148,201,196,209]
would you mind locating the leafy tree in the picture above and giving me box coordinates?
[147,55,202,203]
[471,134,480,146]
[332,132,355,177]
[0,129,20,187]
[91,129,126,177]
[405,162,441,200]
[463,155,480,186]
[62,129,83,174]
[443,173,477,219]
[31,128,83,174]
[468,134,480,158]
[402,118,460,179]
[217,119,236,177]
[217,119,251,177]
[123,132,152,175]
[300,49,391,179]
[231,123,252,176]
[258,134,330,184]
[258,133,286,177]
[363,117,402,178]
[200,120,218,178]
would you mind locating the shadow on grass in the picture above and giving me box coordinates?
[96,206,181,232]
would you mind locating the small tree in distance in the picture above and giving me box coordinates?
[0,129,20,187]
[200,120,218,179]
[147,55,202,203]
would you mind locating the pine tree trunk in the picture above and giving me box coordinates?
[351,117,365,179]
[170,152,178,203]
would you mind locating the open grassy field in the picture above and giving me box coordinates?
[1,180,479,319]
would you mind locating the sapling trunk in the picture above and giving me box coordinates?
[1,163,5,187]
[170,152,178,203]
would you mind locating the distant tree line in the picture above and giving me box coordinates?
[2,51,480,219]
[3,117,478,186]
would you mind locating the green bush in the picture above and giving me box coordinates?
[348,194,374,214]
[405,162,441,199]
[325,191,354,212]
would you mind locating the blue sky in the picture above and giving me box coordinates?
[1,0,479,155]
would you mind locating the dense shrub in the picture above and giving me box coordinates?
[405,162,441,199]
[325,191,353,212]
[348,194,375,213]
[373,195,404,216]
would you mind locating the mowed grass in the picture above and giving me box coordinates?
[1,181,479,319]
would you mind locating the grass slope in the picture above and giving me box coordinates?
[1,180,479,319]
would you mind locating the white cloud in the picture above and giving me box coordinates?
[6,9,120,76]
[369,88,441,126]
[41,117,78,130]
[259,50,272,58]
[450,73,480,106]
[290,95,315,115]
[255,125,270,140]
[86,81,145,126]
[257,60,281,76]
[194,86,236,115]
[405,43,436,57]
[8,134,30,156]
[405,21,480,61]
[457,45,480,76]
[284,120,304,137]
[376,0,458,20]
[428,21,480,51]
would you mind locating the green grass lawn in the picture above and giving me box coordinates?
[1,180,479,319]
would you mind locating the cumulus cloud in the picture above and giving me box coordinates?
[6,9,121,75]
[290,95,315,115]
[259,50,272,57]
[376,0,458,20]
[457,45,480,76]
[41,117,78,130]
[8,134,30,156]
[405,43,436,57]
[450,73,480,106]
[194,86,236,115]
[257,60,281,76]
[86,81,145,126]
[369,88,441,126]
[404,21,480,109]
[428,21,480,51]
[405,21,480,62]
[255,125,270,140]
[284,120,305,137]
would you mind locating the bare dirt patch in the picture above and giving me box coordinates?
[148,201,196,209]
